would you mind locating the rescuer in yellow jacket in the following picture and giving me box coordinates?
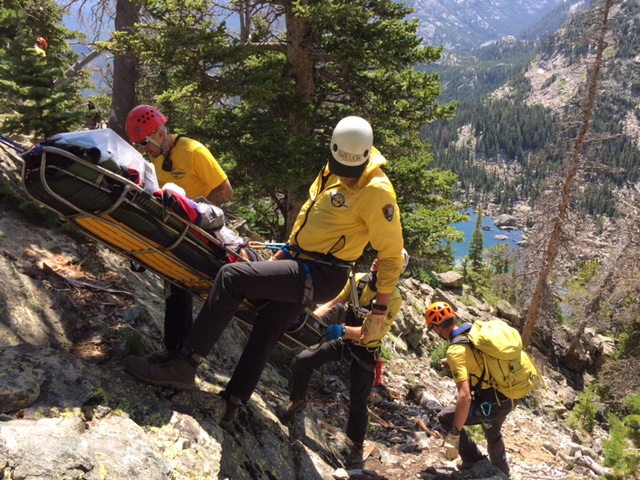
[124,115,404,435]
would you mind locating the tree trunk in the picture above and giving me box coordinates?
[284,186,309,239]
[522,0,612,348]
[108,0,138,140]
[282,0,316,236]
[53,46,107,88]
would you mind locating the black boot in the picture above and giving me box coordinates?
[345,442,364,468]
[322,303,346,326]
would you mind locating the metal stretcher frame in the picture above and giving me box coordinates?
[19,145,329,350]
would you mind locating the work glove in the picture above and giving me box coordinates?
[322,324,346,342]
[443,432,460,460]
[360,312,387,344]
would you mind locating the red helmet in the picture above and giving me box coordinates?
[36,37,48,50]
[425,301,456,330]
[125,105,167,142]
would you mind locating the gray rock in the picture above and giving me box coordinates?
[496,299,522,326]
[494,214,517,227]
[433,271,464,288]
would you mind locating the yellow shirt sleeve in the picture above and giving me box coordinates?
[447,342,486,388]
[191,143,227,191]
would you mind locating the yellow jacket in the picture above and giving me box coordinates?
[289,147,404,294]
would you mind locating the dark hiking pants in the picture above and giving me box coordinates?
[163,282,193,351]
[437,388,515,476]
[289,340,376,444]
[182,259,348,402]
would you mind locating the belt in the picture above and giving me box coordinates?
[282,244,352,269]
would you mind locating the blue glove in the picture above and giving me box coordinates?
[322,324,346,342]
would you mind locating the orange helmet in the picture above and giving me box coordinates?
[425,301,456,330]
[125,105,167,142]
[36,37,48,50]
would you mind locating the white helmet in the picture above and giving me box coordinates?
[329,116,373,178]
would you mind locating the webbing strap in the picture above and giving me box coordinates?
[0,135,28,154]
[282,244,314,304]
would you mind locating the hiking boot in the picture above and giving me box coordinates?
[457,459,476,471]
[345,442,364,468]
[147,350,177,364]
[219,391,242,431]
[322,303,346,326]
[123,351,198,390]
[276,398,308,422]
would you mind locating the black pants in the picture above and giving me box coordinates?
[437,388,515,476]
[289,340,376,444]
[163,282,193,351]
[183,259,348,402]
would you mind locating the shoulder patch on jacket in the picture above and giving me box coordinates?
[382,204,395,222]
[329,192,350,209]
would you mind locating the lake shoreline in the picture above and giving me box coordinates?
[453,205,527,260]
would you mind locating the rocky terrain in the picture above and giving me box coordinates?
[0,144,613,479]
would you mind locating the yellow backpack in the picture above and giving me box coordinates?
[453,320,546,400]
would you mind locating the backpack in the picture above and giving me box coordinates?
[451,319,546,401]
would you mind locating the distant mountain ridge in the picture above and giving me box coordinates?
[409,0,584,51]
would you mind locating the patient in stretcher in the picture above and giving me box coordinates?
[158,183,263,262]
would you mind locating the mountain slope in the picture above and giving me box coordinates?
[0,144,611,479]
[426,0,640,222]
[410,0,566,51]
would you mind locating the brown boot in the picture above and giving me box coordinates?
[345,442,364,468]
[276,398,308,422]
[219,391,242,431]
[124,351,197,390]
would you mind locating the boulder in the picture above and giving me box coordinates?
[433,271,464,289]
[494,214,517,228]
[496,300,522,327]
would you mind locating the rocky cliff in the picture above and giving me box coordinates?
[0,145,611,479]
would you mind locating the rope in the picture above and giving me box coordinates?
[0,135,28,154]
[247,241,287,250]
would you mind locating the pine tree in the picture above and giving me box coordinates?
[468,208,485,272]
[0,0,89,140]
[109,0,463,256]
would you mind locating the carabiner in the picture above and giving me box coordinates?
[480,401,492,417]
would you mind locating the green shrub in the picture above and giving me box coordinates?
[414,267,442,289]
[379,344,392,361]
[465,424,484,442]
[568,386,599,433]
[123,328,145,356]
[429,341,452,378]
[0,176,23,205]
[17,200,58,227]
[603,391,640,479]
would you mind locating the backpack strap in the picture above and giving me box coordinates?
[450,325,487,405]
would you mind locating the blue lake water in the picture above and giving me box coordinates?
[453,209,525,261]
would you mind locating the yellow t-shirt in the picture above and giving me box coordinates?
[446,342,490,390]
[150,135,227,199]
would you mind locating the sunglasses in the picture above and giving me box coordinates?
[133,129,161,150]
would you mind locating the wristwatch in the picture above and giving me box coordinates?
[371,300,388,312]
[451,426,461,435]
